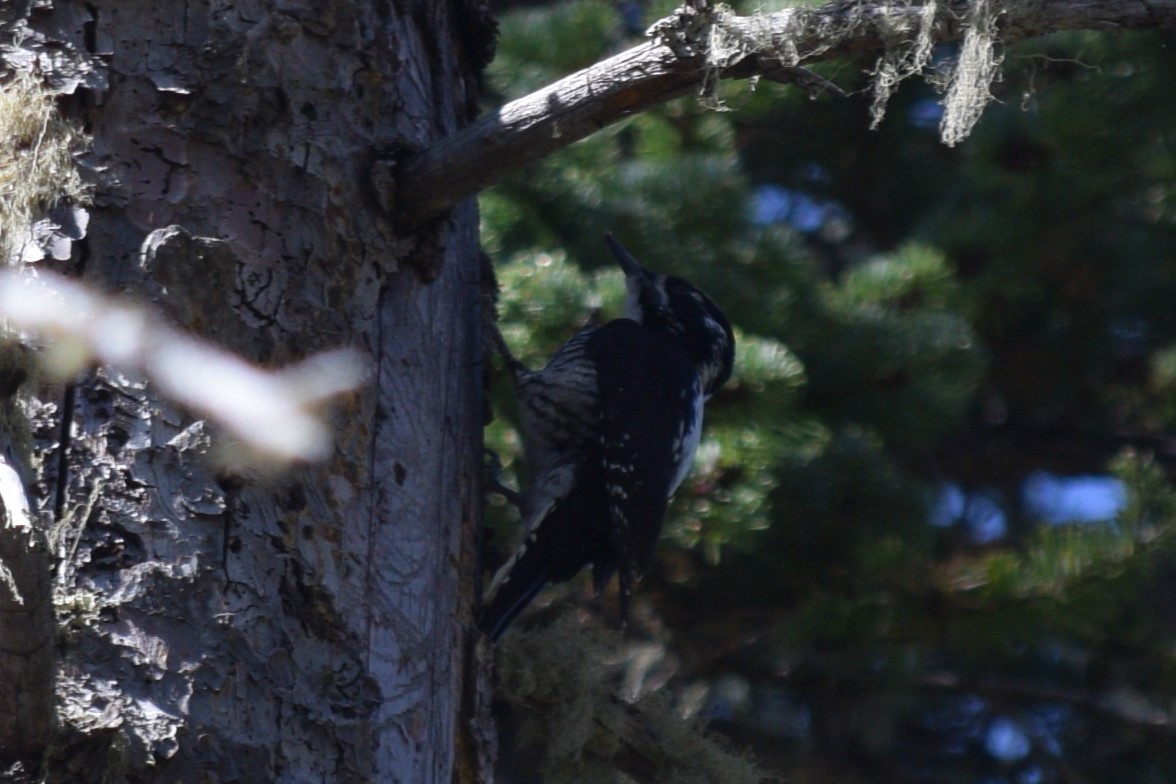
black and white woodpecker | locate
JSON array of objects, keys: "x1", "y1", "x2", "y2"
[{"x1": 479, "y1": 234, "x2": 735, "y2": 641}]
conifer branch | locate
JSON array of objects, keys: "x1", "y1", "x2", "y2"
[{"x1": 390, "y1": 0, "x2": 1176, "y2": 229}]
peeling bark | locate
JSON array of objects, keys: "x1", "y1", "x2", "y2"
[{"x1": 4, "y1": 0, "x2": 490, "y2": 780}]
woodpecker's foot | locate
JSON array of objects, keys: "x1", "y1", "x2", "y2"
[
  {"x1": 484, "y1": 448, "x2": 522, "y2": 507},
  {"x1": 486, "y1": 320, "x2": 528, "y2": 378}
]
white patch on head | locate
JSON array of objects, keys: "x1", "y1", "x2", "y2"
[{"x1": 623, "y1": 277, "x2": 643, "y2": 322}]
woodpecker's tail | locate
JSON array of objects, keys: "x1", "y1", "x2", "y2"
[{"x1": 477, "y1": 535, "x2": 551, "y2": 641}]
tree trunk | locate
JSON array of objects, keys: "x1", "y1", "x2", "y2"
[
  {"x1": 5, "y1": 0, "x2": 491, "y2": 780},
  {"x1": 0, "y1": 447, "x2": 53, "y2": 760}
]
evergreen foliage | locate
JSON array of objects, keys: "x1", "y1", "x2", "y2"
[{"x1": 483, "y1": 4, "x2": 1176, "y2": 781}]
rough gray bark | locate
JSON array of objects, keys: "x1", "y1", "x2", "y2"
[
  {"x1": 393, "y1": 0, "x2": 1176, "y2": 227},
  {"x1": 0, "y1": 447, "x2": 53, "y2": 759},
  {"x1": 4, "y1": 0, "x2": 491, "y2": 780}
]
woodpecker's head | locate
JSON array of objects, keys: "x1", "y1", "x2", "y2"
[{"x1": 606, "y1": 233, "x2": 735, "y2": 397}]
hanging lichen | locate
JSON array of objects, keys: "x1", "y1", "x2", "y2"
[
  {"x1": 496, "y1": 615, "x2": 774, "y2": 783},
  {"x1": 676, "y1": 1, "x2": 1005, "y2": 145}
]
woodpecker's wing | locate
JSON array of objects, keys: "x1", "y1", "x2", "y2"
[
  {"x1": 480, "y1": 328, "x2": 609, "y2": 641},
  {"x1": 478, "y1": 460, "x2": 609, "y2": 641},
  {"x1": 478, "y1": 540, "x2": 550, "y2": 642},
  {"x1": 478, "y1": 320, "x2": 699, "y2": 641},
  {"x1": 587, "y1": 319, "x2": 699, "y2": 619},
  {"x1": 511, "y1": 327, "x2": 600, "y2": 531}
]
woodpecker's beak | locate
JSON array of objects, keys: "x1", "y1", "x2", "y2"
[{"x1": 604, "y1": 233, "x2": 645, "y2": 280}]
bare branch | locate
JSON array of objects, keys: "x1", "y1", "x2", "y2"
[
  {"x1": 0, "y1": 270, "x2": 367, "y2": 463},
  {"x1": 391, "y1": 0, "x2": 1176, "y2": 228}
]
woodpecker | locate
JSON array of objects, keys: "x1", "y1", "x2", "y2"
[{"x1": 480, "y1": 234, "x2": 735, "y2": 641}]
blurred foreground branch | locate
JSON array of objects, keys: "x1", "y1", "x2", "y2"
[
  {"x1": 391, "y1": 0, "x2": 1176, "y2": 227},
  {"x1": 0, "y1": 270, "x2": 366, "y2": 463}
]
